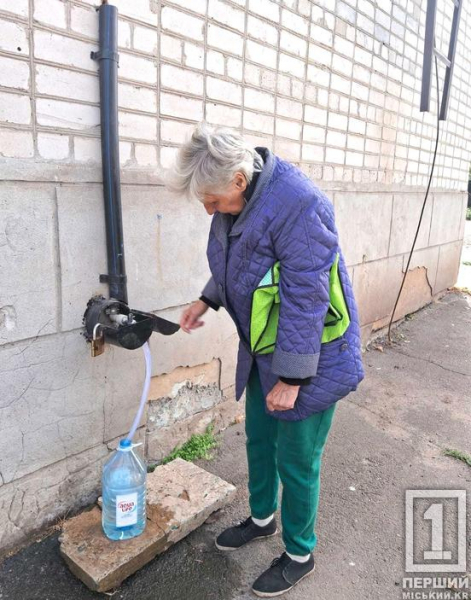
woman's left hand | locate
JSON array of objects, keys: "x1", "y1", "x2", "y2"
[{"x1": 266, "y1": 381, "x2": 300, "y2": 412}]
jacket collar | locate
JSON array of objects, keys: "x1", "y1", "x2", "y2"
[
  {"x1": 228, "y1": 146, "x2": 275, "y2": 237},
  {"x1": 213, "y1": 147, "x2": 275, "y2": 247}
]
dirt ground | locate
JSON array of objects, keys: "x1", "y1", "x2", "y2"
[{"x1": 0, "y1": 290, "x2": 470, "y2": 600}]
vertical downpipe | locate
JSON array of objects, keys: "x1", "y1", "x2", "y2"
[{"x1": 94, "y1": 2, "x2": 128, "y2": 304}]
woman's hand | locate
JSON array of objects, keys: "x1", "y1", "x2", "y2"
[
  {"x1": 266, "y1": 380, "x2": 300, "y2": 412},
  {"x1": 180, "y1": 300, "x2": 209, "y2": 334}
]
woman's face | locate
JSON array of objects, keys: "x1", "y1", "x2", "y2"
[{"x1": 202, "y1": 172, "x2": 247, "y2": 216}]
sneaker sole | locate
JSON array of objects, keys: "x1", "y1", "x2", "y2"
[
  {"x1": 251, "y1": 562, "x2": 315, "y2": 598},
  {"x1": 214, "y1": 529, "x2": 279, "y2": 552}
]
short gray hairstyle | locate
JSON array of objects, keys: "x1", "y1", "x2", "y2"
[{"x1": 164, "y1": 122, "x2": 264, "y2": 201}]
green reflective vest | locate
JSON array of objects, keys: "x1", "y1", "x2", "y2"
[{"x1": 250, "y1": 252, "x2": 351, "y2": 355}]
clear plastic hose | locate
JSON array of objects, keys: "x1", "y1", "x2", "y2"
[{"x1": 126, "y1": 341, "x2": 152, "y2": 442}]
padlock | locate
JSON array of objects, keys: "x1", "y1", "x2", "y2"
[{"x1": 91, "y1": 323, "x2": 105, "y2": 357}]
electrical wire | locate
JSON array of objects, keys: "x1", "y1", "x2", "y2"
[{"x1": 387, "y1": 49, "x2": 441, "y2": 343}]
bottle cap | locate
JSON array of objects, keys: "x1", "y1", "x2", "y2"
[{"x1": 119, "y1": 439, "x2": 132, "y2": 450}]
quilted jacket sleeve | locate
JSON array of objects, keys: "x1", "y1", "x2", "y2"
[
  {"x1": 200, "y1": 276, "x2": 222, "y2": 311},
  {"x1": 271, "y1": 196, "x2": 338, "y2": 379}
]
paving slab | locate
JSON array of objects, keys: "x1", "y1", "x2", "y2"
[{"x1": 59, "y1": 458, "x2": 236, "y2": 592}]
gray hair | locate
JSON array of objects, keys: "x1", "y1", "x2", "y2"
[{"x1": 164, "y1": 122, "x2": 264, "y2": 201}]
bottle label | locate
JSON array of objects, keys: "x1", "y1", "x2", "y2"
[{"x1": 116, "y1": 493, "x2": 138, "y2": 528}]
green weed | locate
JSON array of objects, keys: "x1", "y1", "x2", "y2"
[
  {"x1": 161, "y1": 424, "x2": 218, "y2": 465},
  {"x1": 443, "y1": 447, "x2": 471, "y2": 468}
]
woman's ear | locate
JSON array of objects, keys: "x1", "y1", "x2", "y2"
[{"x1": 234, "y1": 172, "x2": 247, "y2": 191}]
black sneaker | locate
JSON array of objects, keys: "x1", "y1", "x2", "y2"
[
  {"x1": 252, "y1": 552, "x2": 315, "y2": 597},
  {"x1": 215, "y1": 516, "x2": 277, "y2": 551}
]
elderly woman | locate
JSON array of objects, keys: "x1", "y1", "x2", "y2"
[{"x1": 167, "y1": 123, "x2": 364, "y2": 597}]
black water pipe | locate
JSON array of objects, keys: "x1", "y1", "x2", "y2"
[
  {"x1": 83, "y1": 2, "x2": 180, "y2": 354},
  {"x1": 92, "y1": 1, "x2": 127, "y2": 304}
]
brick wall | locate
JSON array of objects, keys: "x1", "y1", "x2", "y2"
[{"x1": 0, "y1": 0, "x2": 470, "y2": 553}]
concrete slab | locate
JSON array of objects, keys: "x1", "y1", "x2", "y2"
[
  {"x1": 59, "y1": 458, "x2": 236, "y2": 592},
  {"x1": 389, "y1": 192, "x2": 433, "y2": 257},
  {"x1": 434, "y1": 240, "x2": 463, "y2": 294},
  {"x1": 353, "y1": 255, "x2": 404, "y2": 325},
  {"x1": 0, "y1": 330, "x2": 106, "y2": 485},
  {"x1": 334, "y1": 191, "x2": 393, "y2": 265},
  {"x1": 429, "y1": 192, "x2": 464, "y2": 247},
  {"x1": 0, "y1": 183, "x2": 58, "y2": 345}
]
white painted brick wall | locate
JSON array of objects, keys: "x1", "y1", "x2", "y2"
[
  {"x1": 160, "y1": 34, "x2": 183, "y2": 62},
  {"x1": 206, "y1": 76, "x2": 242, "y2": 105},
  {"x1": 37, "y1": 132, "x2": 70, "y2": 160},
  {"x1": 34, "y1": 30, "x2": 97, "y2": 71},
  {"x1": 118, "y1": 52, "x2": 157, "y2": 84},
  {"x1": 282, "y1": 8, "x2": 309, "y2": 36},
  {"x1": 208, "y1": 0, "x2": 245, "y2": 33},
  {"x1": 0, "y1": 91, "x2": 31, "y2": 125},
  {"x1": 280, "y1": 30, "x2": 307, "y2": 58},
  {"x1": 160, "y1": 92, "x2": 203, "y2": 121},
  {"x1": 168, "y1": 0, "x2": 207, "y2": 15},
  {"x1": 227, "y1": 57, "x2": 243, "y2": 81},
  {"x1": 70, "y1": 4, "x2": 98, "y2": 39},
  {"x1": 184, "y1": 42, "x2": 204, "y2": 69},
  {"x1": 0, "y1": 19, "x2": 29, "y2": 54},
  {"x1": 161, "y1": 6, "x2": 204, "y2": 42},
  {"x1": 35, "y1": 65, "x2": 98, "y2": 103},
  {"x1": 0, "y1": 128, "x2": 33, "y2": 157},
  {"x1": 0, "y1": 55, "x2": 29, "y2": 91},
  {"x1": 74, "y1": 136, "x2": 101, "y2": 162},
  {"x1": 244, "y1": 110, "x2": 274, "y2": 135},
  {"x1": 135, "y1": 143, "x2": 158, "y2": 166},
  {"x1": 246, "y1": 40, "x2": 277, "y2": 69},
  {"x1": 0, "y1": 0, "x2": 459, "y2": 187},
  {"x1": 247, "y1": 16, "x2": 278, "y2": 46},
  {"x1": 36, "y1": 98, "x2": 99, "y2": 131},
  {"x1": 160, "y1": 118, "x2": 195, "y2": 144},
  {"x1": 249, "y1": 0, "x2": 280, "y2": 23},
  {"x1": 161, "y1": 64, "x2": 204, "y2": 96},
  {"x1": 119, "y1": 111, "x2": 157, "y2": 141},
  {"x1": 279, "y1": 53, "x2": 305, "y2": 79},
  {"x1": 119, "y1": 83, "x2": 157, "y2": 113},
  {"x1": 133, "y1": 25, "x2": 158, "y2": 54},
  {"x1": 207, "y1": 50, "x2": 225, "y2": 75},
  {"x1": 206, "y1": 101, "x2": 241, "y2": 127},
  {"x1": 245, "y1": 87, "x2": 275, "y2": 113},
  {"x1": 207, "y1": 23, "x2": 244, "y2": 56},
  {"x1": 34, "y1": 0, "x2": 67, "y2": 29},
  {"x1": 0, "y1": 0, "x2": 28, "y2": 17}
]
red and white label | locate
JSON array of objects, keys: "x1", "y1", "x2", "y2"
[{"x1": 116, "y1": 493, "x2": 138, "y2": 527}]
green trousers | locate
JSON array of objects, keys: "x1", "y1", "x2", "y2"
[{"x1": 245, "y1": 363, "x2": 337, "y2": 556}]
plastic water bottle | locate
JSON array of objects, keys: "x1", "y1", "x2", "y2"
[{"x1": 102, "y1": 439, "x2": 147, "y2": 540}]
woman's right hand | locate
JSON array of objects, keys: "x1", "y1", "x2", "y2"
[{"x1": 180, "y1": 300, "x2": 209, "y2": 334}]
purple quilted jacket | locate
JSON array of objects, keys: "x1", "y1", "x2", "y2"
[{"x1": 201, "y1": 147, "x2": 364, "y2": 421}]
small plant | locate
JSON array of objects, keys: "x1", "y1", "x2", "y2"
[
  {"x1": 161, "y1": 424, "x2": 218, "y2": 465},
  {"x1": 443, "y1": 447, "x2": 471, "y2": 468},
  {"x1": 466, "y1": 207, "x2": 471, "y2": 221}
]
